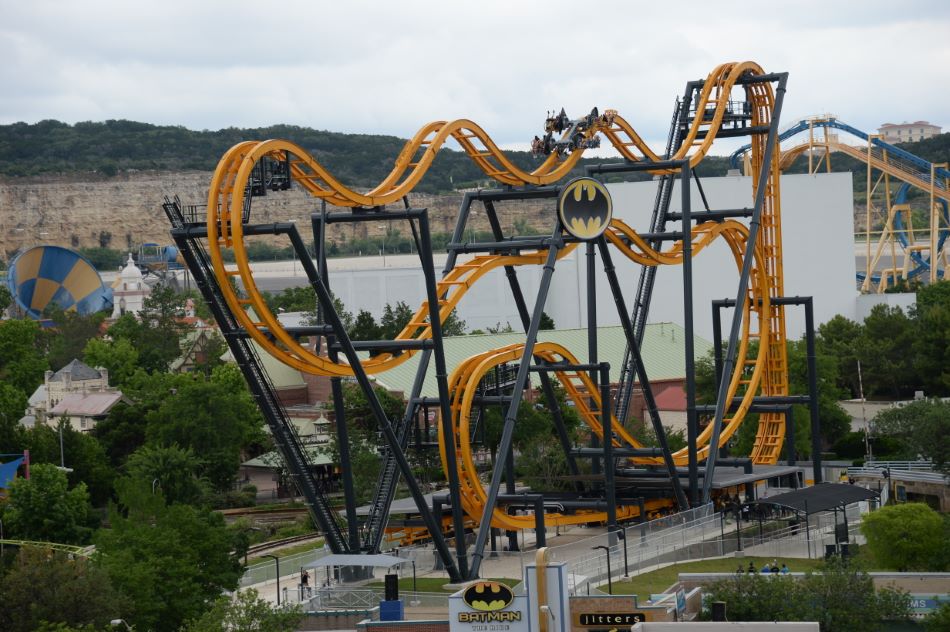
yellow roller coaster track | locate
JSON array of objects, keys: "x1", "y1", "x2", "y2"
[{"x1": 205, "y1": 61, "x2": 789, "y2": 525}]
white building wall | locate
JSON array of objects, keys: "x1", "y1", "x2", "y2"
[
  {"x1": 855, "y1": 292, "x2": 916, "y2": 321},
  {"x1": 321, "y1": 173, "x2": 856, "y2": 339}
]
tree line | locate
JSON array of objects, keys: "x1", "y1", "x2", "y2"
[
  {"x1": 0, "y1": 286, "x2": 293, "y2": 630},
  {"x1": 0, "y1": 119, "x2": 689, "y2": 189}
]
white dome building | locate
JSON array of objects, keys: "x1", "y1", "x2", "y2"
[{"x1": 111, "y1": 254, "x2": 151, "y2": 318}]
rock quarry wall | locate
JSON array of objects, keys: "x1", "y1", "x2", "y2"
[{"x1": 0, "y1": 172, "x2": 557, "y2": 262}]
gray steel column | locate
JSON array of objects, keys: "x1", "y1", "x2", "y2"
[
  {"x1": 468, "y1": 231, "x2": 563, "y2": 580},
  {"x1": 804, "y1": 297, "x2": 822, "y2": 483},
  {"x1": 600, "y1": 364, "x2": 617, "y2": 529},
  {"x1": 596, "y1": 238, "x2": 689, "y2": 510},
  {"x1": 711, "y1": 301, "x2": 725, "y2": 407},
  {"x1": 418, "y1": 210, "x2": 469, "y2": 577},
  {"x1": 587, "y1": 242, "x2": 601, "y2": 477},
  {"x1": 482, "y1": 200, "x2": 581, "y2": 481},
  {"x1": 288, "y1": 225, "x2": 463, "y2": 582},
  {"x1": 313, "y1": 207, "x2": 359, "y2": 549},
  {"x1": 681, "y1": 163, "x2": 698, "y2": 506}
]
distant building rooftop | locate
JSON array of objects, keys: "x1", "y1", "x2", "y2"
[
  {"x1": 49, "y1": 392, "x2": 123, "y2": 417},
  {"x1": 371, "y1": 323, "x2": 711, "y2": 398},
  {"x1": 49, "y1": 359, "x2": 102, "y2": 382}
]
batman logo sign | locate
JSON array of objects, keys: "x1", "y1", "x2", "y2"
[
  {"x1": 462, "y1": 581, "x2": 514, "y2": 611},
  {"x1": 558, "y1": 177, "x2": 612, "y2": 240}
]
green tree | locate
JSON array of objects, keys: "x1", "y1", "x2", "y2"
[
  {"x1": 925, "y1": 602, "x2": 950, "y2": 632},
  {"x1": 702, "y1": 558, "x2": 910, "y2": 631},
  {"x1": 797, "y1": 558, "x2": 910, "y2": 631},
  {"x1": 786, "y1": 337, "x2": 851, "y2": 448},
  {"x1": 83, "y1": 337, "x2": 140, "y2": 388},
  {"x1": 380, "y1": 301, "x2": 415, "y2": 339},
  {"x1": 144, "y1": 372, "x2": 264, "y2": 491},
  {"x1": 911, "y1": 281, "x2": 950, "y2": 396},
  {"x1": 694, "y1": 336, "x2": 849, "y2": 458},
  {"x1": 182, "y1": 588, "x2": 302, "y2": 632},
  {"x1": 93, "y1": 400, "x2": 150, "y2": 467},
  {"x1": 342, "y1": 381, "x2": 405, "y2": 435},
  {"x1": 861, "y1": 503, "x2": 948, "y2": 571},
  {"x1": 94, "y1": 478, "x2": 243, "y2": 632},
  {"x1": 0, "y1": 318, "x2": 49, "y2": 394},
  {"x1": 857, "y1": 305, "x2": 917, "y2": 398},
  {"x1": 0, "y1": 381, "x2": 27, "y2": 453},
  {"x1": 481, "y1": 391, "x2": 578, "y2": 464},
  {"x1": 108, "y1": 285, "x2": 185, "y2": 372},
  {"x1": 191, "y1": 333, "x2": 228, "y2": 377},
  {"x1": 319, "y1": 383, "x2": 408, "y2": 503},
  {"x1": 93, "y1": 370, "x2": 193, "y2": 467},
  {"x1": 4, "y1": 463, "x2": 92, "y2": 544},
  {"x1": 539, "y1": 311, "x2": 555, "y2": 330},
  {"x1": 18, "y1": 422, "x2": 115, "y2": 507},
  {"x1": 442, "y1": 309, "x2": 467, "y2": 336},
  {"x1": 349, "y1": 309, "x2": 382, "y2": 342},
  {"x1": 263, "y1": 285, "x2": 319, "y2": 313},
  {"x1": 0, "y1": 548, "x2": 128, "y2": 632},
  {"x1": 632, "y1": 422, "x2": 687, "y2": 453},
  {"x1": 872, "y1": 399, "x2": 950, "y2": 474},
  {"x1": 0, "y1": 283, "x2": 12, "y2": 312},
  {"x1": 43, "y1": 309, "x2": 106, "y2": 372},
  {"x1": 817, "y1": 314, "x2": 864, "y2": 397},
  {"x1": 125, "y1": 443, "x2": 207, "y2": 506}
]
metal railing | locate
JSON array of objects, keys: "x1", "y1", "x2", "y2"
[
  {"x1": 848, "y1": 467, "x2": 947, "y2": 484},
  {"x1": 240, "y1": 548, "x2": 328, "y2": 587},
  {"x1": 560, "y1": 501, "x2": 870, "y2": 593},
  {"x1": 297, "y1": 587, "x2": 449, "y2": 609},
  {"x1": 864, "y1": 459, "x2": 936, "y2": 471}
]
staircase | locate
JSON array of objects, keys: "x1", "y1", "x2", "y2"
[
  {"x1": 614, "y1": 96, "x2": 689, "y2": 422},
  {"x1": 360, "y1": 376, "x2": 425, "y2": 552},
  {"x1": 163, "y1": 197, "x2": 349, "y2": 553}
]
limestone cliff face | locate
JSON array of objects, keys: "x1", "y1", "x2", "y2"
[{"x1": 0, "y1": 172, "x2": 556, "y2": 261}]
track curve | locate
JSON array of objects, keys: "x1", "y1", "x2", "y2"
[{"x1": 204, "y1": 61, "x2": 789, "y2": 529}]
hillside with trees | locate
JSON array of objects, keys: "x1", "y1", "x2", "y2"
[{"x1": 0, "y1": 119, "x2": 736, "y2": 187}]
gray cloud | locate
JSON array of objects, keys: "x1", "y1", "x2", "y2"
[{"x1": 1, "y1": 0, "x2": 948, "y2": 152}]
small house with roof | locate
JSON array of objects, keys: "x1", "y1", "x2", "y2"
[{"x1": 20, "y1": 358, "x2": 125, "y2": 433}]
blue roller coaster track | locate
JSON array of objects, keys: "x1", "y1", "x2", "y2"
[{"x1": 731, "y1": 117, "x2": 949, "y2": 284}]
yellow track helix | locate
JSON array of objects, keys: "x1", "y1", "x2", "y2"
[
  {"x1": 205, "y1": 61, "x2": 789, "y2": 504},
  {"x1": 437, "y1": 221, "x2": 772, "y2": 530}
]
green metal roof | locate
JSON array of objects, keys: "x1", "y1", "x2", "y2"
[
  {"x1": 371, "y1": 323, "x2": 711, "y2": 398},
  {"x1": 242, "y1": 446, "x2": 335, "y2": 469}
]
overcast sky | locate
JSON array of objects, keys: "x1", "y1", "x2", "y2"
[{"x1": 2, "y1": 0, "x2": 948, "y2": 154}]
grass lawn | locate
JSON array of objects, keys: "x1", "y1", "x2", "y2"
[
  {"x1": 607, "y1": 556, "x2": 828, "y2": 601},
  {"x1": 367, "y1": 577, "x2": 520, "y2": 594}
]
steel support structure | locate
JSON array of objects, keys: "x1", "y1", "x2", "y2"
[
  {"x1": 467, "y1": 224, "x2": 564, "y2": 579},
  {"x1": 701, "y1": 73, "x2": 788, "y2": 503}
]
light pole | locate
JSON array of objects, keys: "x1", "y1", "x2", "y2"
[
  {"x1": 263, "y1": 554, "x2": 281, "y2": 604},
  {"x1": 56, "y1": 420, "x2": 72, "y2": 473},
  {"x1": 377, "y1": 224, "x2": 387, "y2": 267},
  {"x1": 110, "y1": 620, "x2": 133, "y2": 630},
  {"x1": 592, "y1": 545, "x2": 612, "y2": 594}
]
